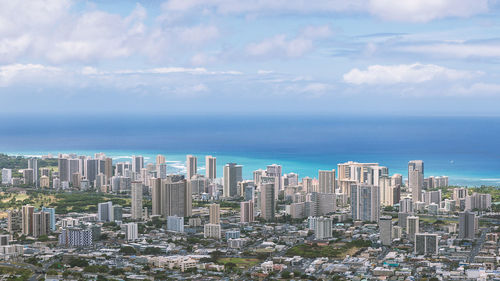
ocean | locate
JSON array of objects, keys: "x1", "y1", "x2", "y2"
[{"x1": 0, "y1": 114, "x2": 499, "y2": 186}]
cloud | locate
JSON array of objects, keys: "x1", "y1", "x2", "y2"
[
  {"x1": 454, "y1": 83, "x2": 500, "y2": 96},
  {"x1": 0, "y1": 63, "x2": 60, "y2": 86},
  {"x1": 161, "y1": 0, "x2": 490, "y2": 22},
  {"x1": 368, "y1": 0, "x2": 489, "y2": 22},
  {"x1": 246, "y1": 25, "x2": 331, "y2": 58},
  {"x1": 343, "y1": 63, "x2": 478, "y2": 85},
  {"x1": 398, "y1": 41, "x2": 500, "y2": 59}
]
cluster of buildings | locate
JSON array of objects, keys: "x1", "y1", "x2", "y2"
[{"x1": 0, "y1": 153, "x2": 497, "y2": 279}]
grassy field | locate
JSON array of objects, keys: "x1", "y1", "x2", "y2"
[
  {"x1": 218, "y1": 258, "x2": 260, "y2": 269},
  {"x1": 286, "y1": 240, "x2": 372, "y2": 259}
]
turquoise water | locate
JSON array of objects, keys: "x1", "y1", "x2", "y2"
[{"x1": 1, "y1": 114, "x2": 499, "y2": 186}]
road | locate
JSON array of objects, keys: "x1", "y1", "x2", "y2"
[{"x1": 468, "y1": 227, "x2": 489, "y2": 263}]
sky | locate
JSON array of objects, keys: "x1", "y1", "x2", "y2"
[{"x1": 1, "y1": 0, "x2": 500, "y2": 115}]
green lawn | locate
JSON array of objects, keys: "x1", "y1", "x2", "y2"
[
  {"x1": 218, "y1": 258, "x2": 260, "y2": 269},
  {"x1": 286, "y1": 240, "x2": 372, "y2": 259}
]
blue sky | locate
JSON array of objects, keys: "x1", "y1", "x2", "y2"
[{"x1": 1, "y1": 0, "x2": 500, "y2": 115}]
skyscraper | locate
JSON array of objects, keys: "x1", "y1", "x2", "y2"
[
  {"x1": 223, "y1": 163, "x2": 242, "y2": 197},
  {"x1": 151, "y1": 178, "x2": 162, "y2": 216},
  {"x1": 459, "y1": 211, "x2": 477, "y2": 239},
  {"x1": 159, "y1": 179, "x2": 192, "y2": 217},
  {"x1": 156, "y1": 154, "x2": 166, "y2": 165},
  {"x1": 379, "y1": 216, "x2": 393, "y2": 246},
  {"x1": 186, "y1": 155, "x2": 197, "y2": 180},
  {"x1": 240, "y1": 200, "x2": 254, "y2": 223},
  {"x1": 406, "y1": 216, "x2": 419, "y2": 241},
  {"x1": 312, "y1": 217, "x2": 333, "y2": 240},
  {"x1": 408, "y1": 160, "x2": 424, "y2": 202},
  {"x1": 205, "y1": 155, "x2": 216, "y2": 179},
  {"x1": 350, "y1": 183, "x2": 380, "y2": 222},
  {"x1": 1, "y1": 168, "x2": 12, "y2": 185},
  {"x1": 266, "y1": 164, "x2": 282, "y2": 195},
  {"x1": 132, "y1": 155, "x2": 144, "y2": 174},
  {"x1": 58, "y1": 158, "x2": 70, "y2": 183},
  {"x1": 22, "y1": 205, "x2": 35, "y2": 236},
  {"x1": 27, "y1": 158, "x2": 38, "y2": 187},
  {"x1": 131, "y1": 181, "x2": 143, "y2": 220},
  {"x1": 318, "y1": 170, "x2": 336, "y2": 194},
  {"x1": 104, "y1": 157, "x2": 113, "y2": 182},
  {"x1": 209, "y1": 203, "x2": 220, "y2": 224},
  {"x1": 32, "y1": 211, "x2": 51, "y2": 237},
  {"x1": 260, "y1": 183, "x2": 275, "y2": 221}
]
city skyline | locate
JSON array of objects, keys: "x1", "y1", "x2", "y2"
[{"x1": 1, "y1": 1, "x2": 500, "y2": 115}]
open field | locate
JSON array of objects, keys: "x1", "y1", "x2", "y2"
[{"x1": 217, "y1": 258, "x2": 260, "y2": 269}]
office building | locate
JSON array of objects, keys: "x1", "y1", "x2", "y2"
[
  {"x1": 351, "y1": 183, "x2": 380, "y2": 222},
  {"x1": 131, "y1": 181, "x2": 143, "y2": 220},
  {"x1": 240, "y1": 200, "x2": 254, "y2": 223},
  {"x1": 167, "y1": 216, "x2": 184, "y2": 233},
  {"x1": 205, "y1": 155, "x2": 216, "y2": 179},
  {"x1": 318, "y1": 170, "x2": 336, "y2": 194},
  {"x1": 379, "y1": 216, "x2": 393, "y2": 246},
  {"x1": 408, "y1": 160, "x2": 424, "y2": 202},
  {"x1": 223, "y1": 163, "x2": 242, "y2": 197},
  {"x1": 459, "y1": 211, "x2": 477, "y2": 239},
  {"x1": 415, "y1": 233, "x2": 439, "y2": 255},
  {"x1": 209, "y1": 203, "x2": 220, "y2": 224},
  {"x1": 186, "y1": 155, "x2": 197, "y2": 180},
  {"x1": 260, "y1": 183, "x2": 275, "y2": 221}
]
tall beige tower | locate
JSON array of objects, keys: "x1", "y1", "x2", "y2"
[
  {"x1": 131, "y1": 181, "x2": 143, "y2": 220},
  {"x1": 186, "y1": 155, "x2": 197, "y2": 180},
  {"x1": 408, "y1": 160, "x2": 424, "y2": 202},
  {"x1": 205, "y1": 156, "x2": 216, "y2": 179},
  {"x1": 209, "y1": 203, "x2": 220, "y2": 224},
  {"x1": 318, "y1": 169, "x2": 336, "y2": 193}
]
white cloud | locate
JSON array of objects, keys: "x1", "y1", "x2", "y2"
[
  {"x1": 368, "y1": 0, "x2": 489, "y2": 22},
  {"x1": 246, "y1": 25, "x2": 331, "y2": 58},
  {"x1": 398, "y1": 42, "x2": 500, "y2": 59},
  {"x1": 161, "y1": 0, "x2": 490, "y2": 22},
  {"x1": 343, "y1": 63, "x2": 478, "y2": 85},
  {"x1": 455, "y1": 83, "x2": 500, "y2": 96},
  {"x1": 0, "y1": 64, "x2": 60, "y2": 86}
]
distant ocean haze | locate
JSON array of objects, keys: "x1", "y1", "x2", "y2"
[{"x1": 0, "y1": 114, "x2": 499, "y2": 186}]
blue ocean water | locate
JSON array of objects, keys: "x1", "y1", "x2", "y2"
[{"x1": 0, "y1": 114, "x2": 499, "y2": 186}]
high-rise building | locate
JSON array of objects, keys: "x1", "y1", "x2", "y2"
[
  {"x1": 399, "y1": 198, "x2": 414, "y2": 214},
  {"x1": 205, "y1": 155, "x2": 216, "y2": 179},
  {"x1": 408, "y1": 160, "x2": 424, "y2": 202},
  {"x1": 266, "y1": 164, "x2": 282, "y2": 195},
  {"x1": 318, "y1": 170, "x2": 336, "y2": 194},
  {"x1": 452, "y1": 188, "x2": 468, "y2": 201},
  {"x1": 7, "y1": 210, "x2": 22, "y2": 234},
  {"x1": 159, "y1": 179, "x2": 192, "y2": 217},
  {"x1": 415, "y1": 233, "x2": 439, "y2": 255},
  {"x1": 302, "y1": 177, "x2": 313, "y2": 193},
  {"x1": 423, "y1": 190, "x2": 441, "y2": 205},
  {"x1": 131, "y1": 181, "x2": 143, "y2": 220},
  {"x1": 465, "y1": 193, "x2": 492, "y2": 211},
  {"x1": 156, "y1": 154, "x2": 166, "y2": 165},
  {"x1": 27, "y1": 158, "x2": 38, "y2": 187},
  {"x1": 337, "y1": 161, "x2": 386, "y2": 196},
  {"x1": 204, "y1": 223, "x2": 221, "y2": 239},
  {"x1": 113, "y1": 205, "x2": 123, "y2": 221},
  {"x1": 379, "y1": 216, "x2": 393, "y2": 246},
  {"x1": 151, "y1": 178, "x2": 162, "y2": 216},
  {"x1": 41, "y1": 207, "x2": 56, "y2": 231},
  {"x1": 132, "y1": 156, "x2": 144, "y2": 174},
  {"x1": 186, "y1": 155, "x2": 197, "y2": 180},
  {"x1": 58, "y1": 158, "x2": 70, "y2": 182},
  {"x1": 22, "y1": 169, "x2": 34, "y2": 185},
  {"x1": 104, "y1": 158, "x2": 113, "y2": 182},
  {"x1": 391, "y1": 174, "x2": 403, "y2": 187},
  {"x1": 59, "y1": 228, "x2": 93, "y2": 247},
  {"x1": 350, "y1": 183, "x2": 380, "y2": 222},
  {"x1": 223, "y1": 163, "x2": 242, "y2": 197},
  {"x1": 459, "y1": 211, "x2": 477, "y2": 240},
  {"x1": 98, "y1": 202, "x2": 113, "y2": 222},
  {"x1": 209, "y1": 203, "x2": 220, "y2": 224},
  {"x1": 1, "y1": 168, "x2": 12, "y2": 185},
  {"x1": 40, "y1": 176, "x2": 50, "y2": 188},
  {"x1": 244, "y1": 185, "x2": 255, "y2": 201},
  {"x1": 406, "y1": 216, "x2": 419, "y2": 241},
  {"x1": 167, "y1": 216, "x2": 184, "y2": 232},
  {"x1": 22, "y1": 205, "x2": 35, "y2": 236},
  {"x1": 260, "y1": 183, "x2": 275, "y2": 221},
  {"x1": 32, "y1": 211, "x2": 51, "y2": 237},
  {"x1": 240, "y1": 200, "x2": 254, "y2": 223},
  {"x1": 84, "y1": 159, "x2": 99, "y2": 184},
  {"x1": 312, "y1": 217, "x2": 333, "y2": 240},
  {"x1": 123, "y1": 223, "x2": 138, "y2": 241}
]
